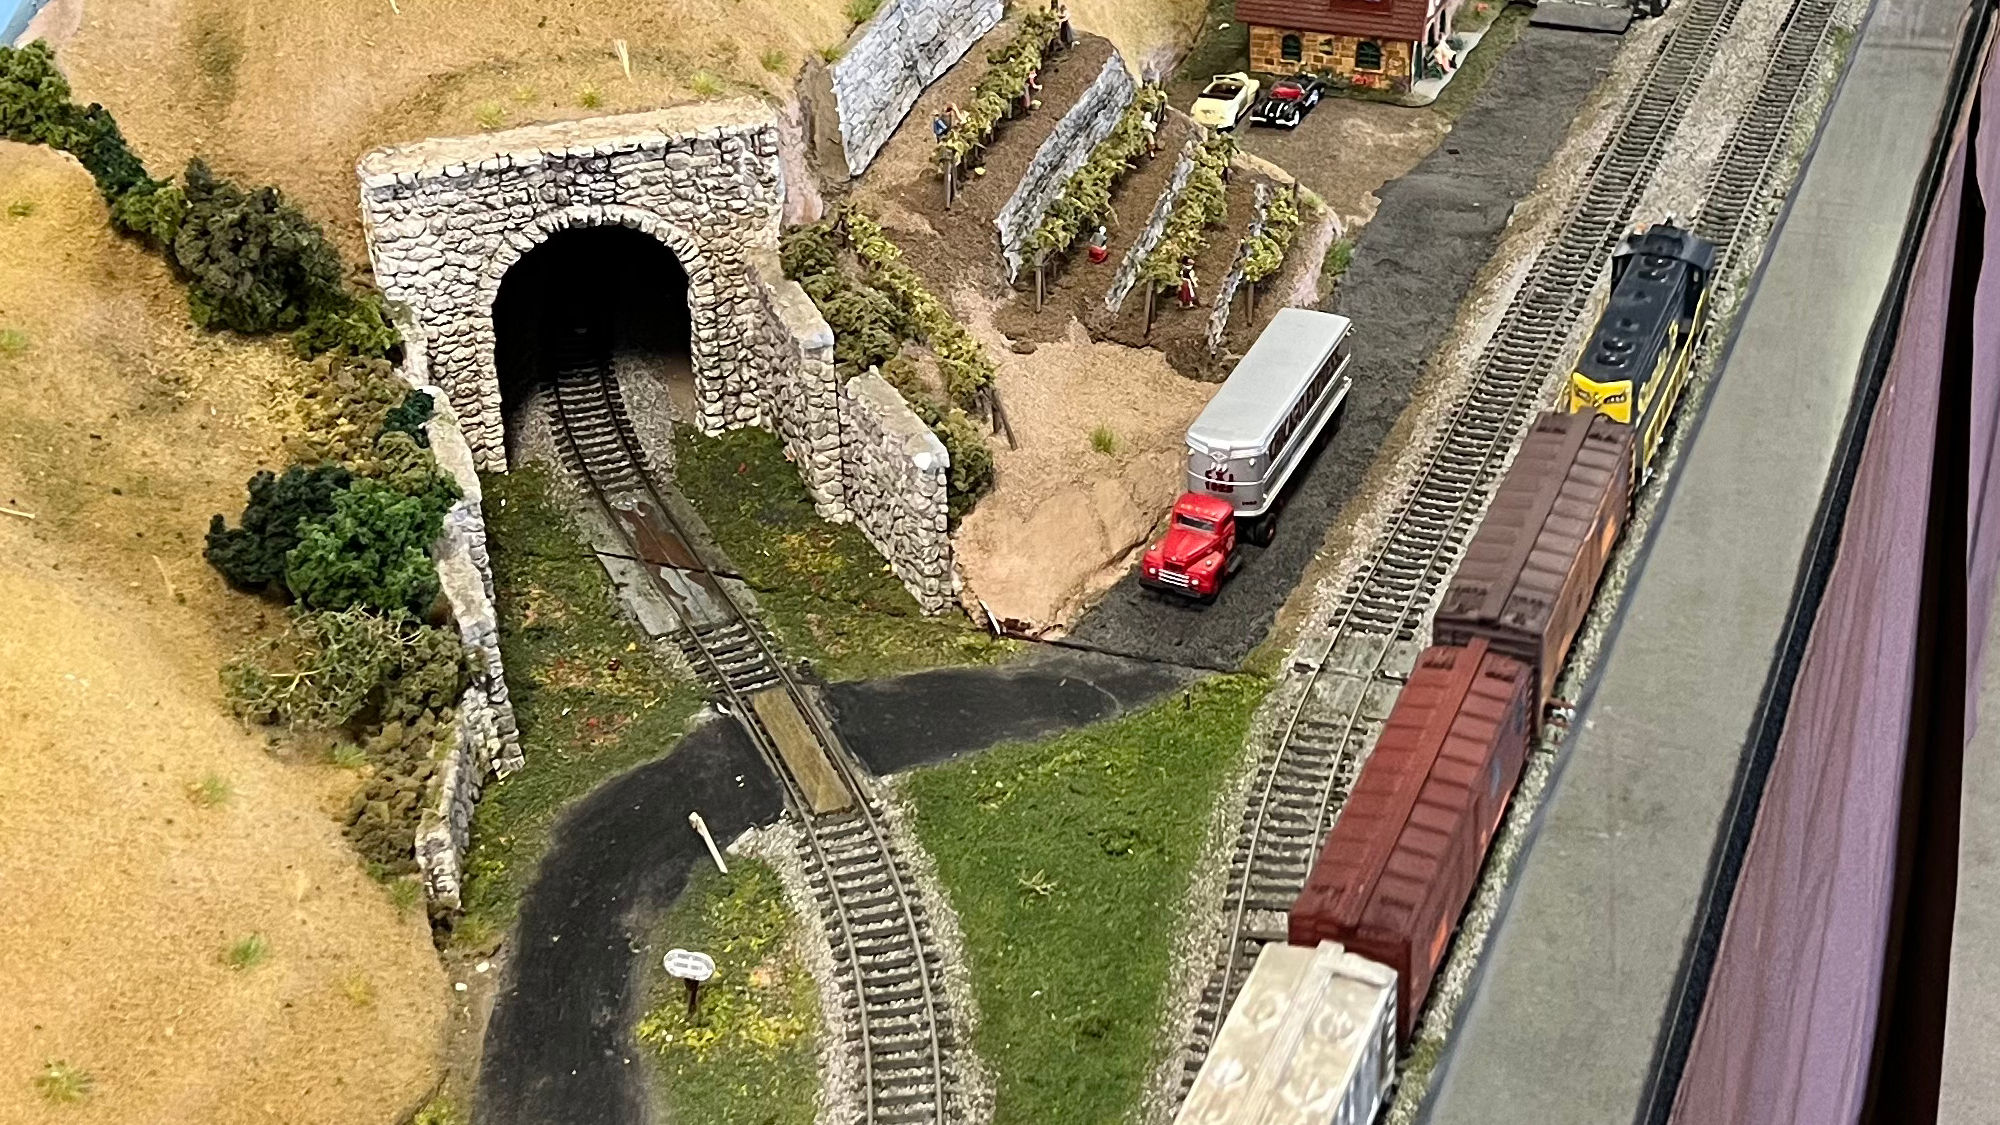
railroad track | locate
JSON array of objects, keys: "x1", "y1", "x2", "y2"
[
  {"x1": 1176, "y1": 0, "x2": 1838, "y2": 1091},
  {"x1": 545, "y1": 325, "x2": 959, "y2": 1125}
]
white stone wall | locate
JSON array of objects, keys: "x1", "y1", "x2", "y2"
[
  {"x1": 356, "y1": 103, "x2": 788, "y2": 470},
  {"x1": 826, "y1": 0, "x2": 1005, "y2": 178},
  {"x1": 1208, "y1": 180, "x2": 1275, "y2": 353},
  {"x1": 995, "y1": 50, "x2": 1137, "y2": 283},
  {"x1": 748, "y1": 253, "x2": 845, "y2": 517},
  {"x1": 1105, "y1": 132, "x2": 1199, "y2": 312},
  {"x1": 407, "y1": 377, "x2": 523, "y2": 911},
  {"x1": 839, "y1": 374, "x2": 956, "y2": 612}
]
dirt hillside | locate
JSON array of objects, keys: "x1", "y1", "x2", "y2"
[
  {"x1": 35, "y1": 0, "x2": 851, "y2": 259},
  {"x1": 0, "y1": 141, "x2": 447, "y2": 1125}
]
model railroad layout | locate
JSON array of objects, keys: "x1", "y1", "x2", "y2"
[
  {"x1": 542, "y1": 313, "x2": 962, "y2": 1125},
  {"x1": 1170, "y1": 0, "x2": 1843, "y2": 1111}
]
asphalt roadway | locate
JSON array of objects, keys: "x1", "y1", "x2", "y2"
[
  {"x1": 1068, "y1": 25, "x2": 1624, "y2": 670},
  {"x1": 827, "y1": 647, "x2": 1203, "y2": 773},
  {"x1": 1418, "y1": 0, "x2": 1971, "y2": 1118},
  {"x1": 476, "y1": 714, "x2": 776, "y2": 1125}
]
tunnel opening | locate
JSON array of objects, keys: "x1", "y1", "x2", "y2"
[{"x1": 493, "y1": 224, "x2": 694, "y2": 462}]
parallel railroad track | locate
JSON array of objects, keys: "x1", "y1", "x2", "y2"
[
  {"x1": 545, "y1": 329, "x2": 959, "y2": 1125},
  {"x1": 1176, "y1": 0, "x2": 1840, "y2": 1093}
]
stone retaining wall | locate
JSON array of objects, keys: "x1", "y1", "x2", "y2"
[
  {"x1": 1105, "y1": 133, "x2": 1199, "y2": 312},
  {"x1": 1207, "y1": 181, "x2": 1276, "y2": 353},
  {"x1": 403, "y1": 362, "x2": 523, "y2": 912},
  {"x1": 357, "y1": 103, "x2": 787, "y2": 470},
  {"x1": 995, "y1": 50, "x2": 1136, "y2": 283},
  {"x1": 811, "y1": 0, "x2": 1004, "y2": 179},
  {"x1": 839, "y1": 374, "x2": 955, "y2": 612},
  {"x1": 747, "y1": 252, "x2": 844, "y2": 518}
]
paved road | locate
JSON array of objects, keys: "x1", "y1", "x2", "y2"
[
  {"x1": 827, "y1": 647, "x2": 1203, "y2": 773},
  {"x1": 1420, "y1": 0, "x2": 1970, "y2": 1118},
  {"x1": 476, "y1": 715, "x2": 776, "y2": 1125},
  {"x1": 1068, "y1": 27, "x2": 1623, "y2": 669}
]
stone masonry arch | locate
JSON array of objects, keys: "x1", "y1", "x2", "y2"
[
  {"x1": 476, "y1": 202, "x2": 714, "y2": 415},
  {"x1": 356, "y1": 103, "x2": 787, "y2": 468}
]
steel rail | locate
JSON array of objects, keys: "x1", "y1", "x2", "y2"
[
  {"x1": 543, "y1": 334, "x2": 953, "y2": 1125},
  {"x1": 1177, "y1": 0, "x2": 1774, "y2": 1090}
]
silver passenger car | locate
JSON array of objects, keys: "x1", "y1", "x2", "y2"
[
  {"x1": 1174, "y1": 941, "x2": 1397, "y2": 1125},
  {"x1": 1184, "y1": 308, "x2": 1354, "y2": 523}
]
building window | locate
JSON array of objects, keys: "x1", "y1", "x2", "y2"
[
  {"x1": 1355, "y1": 40, "x2": 1384, "y2": 71},
  {"x1": 1281, "y1": 34, "x2": 1304, "y2": 62}
]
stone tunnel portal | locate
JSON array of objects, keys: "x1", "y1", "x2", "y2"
[{"x1": 493, "y1": 224, "x2": 694, "y2": 457}]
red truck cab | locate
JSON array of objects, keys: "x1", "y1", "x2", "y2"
[{"x1": 1140, "y1": 493, "x2": 1240, "y2": 599}]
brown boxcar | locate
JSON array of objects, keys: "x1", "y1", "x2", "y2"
[
  {"x1": 1287, "y1": 638, "x2": 1534, "y2": 1044},
  {"x1": 1433, "y1": 409, "x2": 1634, "y2": 709}
]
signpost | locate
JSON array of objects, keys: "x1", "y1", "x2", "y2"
[
  {"x1": 664, "y1": 948, "x2": 716, "y2": 1020},
  {"x1": 688, "y1": 811, "x2": 728, "y2": 874}
]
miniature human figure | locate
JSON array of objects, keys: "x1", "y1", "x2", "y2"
[
  {"x1": 1023, "y1": 68, "x2": 1042, "y2": 111},
  {"x1": 932, "y1": 110, "x2": 951, "y2": 141},
  {"x1": 1052, "y1": 0, "x2": 1074, "y2": 48},
  {"x1": 1140, "y1": 107, "x2": 1161, "y2": 156},
  {"x1": 1177, "y1": 258, "x2": 1199, "y2": 308},
  {"x1": 1087, "y1": 224, "x2": 1110, "y2": 263}
]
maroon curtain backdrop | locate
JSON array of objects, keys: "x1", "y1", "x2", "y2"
[{"x1": 1666, "y1": 32, "x2": 1996, "y2": 1125}]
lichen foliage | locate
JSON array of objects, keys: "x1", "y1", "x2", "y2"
[
  {"x1": 1139, "y1": 133, "x2": 1237, "y2": 290},
  {"x1": 1027, "y1": 85, "x2": 1170, "y2": 258}
]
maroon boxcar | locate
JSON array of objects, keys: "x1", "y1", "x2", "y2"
[
  {"x1": 1433, "y1": 410, "x2": 1634, "y2": 709},
  {"x1": 1287, "y1": 638, "x2": 1535, "y2": 1044}
]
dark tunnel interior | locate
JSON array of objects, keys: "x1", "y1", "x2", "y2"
[{"x1": 493, "y1": 224, "x2": 692, "y2": 419}]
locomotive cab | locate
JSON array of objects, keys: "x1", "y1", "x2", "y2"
[{"x1": 1566, "y1": 217, "x2": 1718, "y2": 480}]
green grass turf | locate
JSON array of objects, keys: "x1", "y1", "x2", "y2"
[
  {"x1": 672, "y1": 426, "x2": 1017, "y2": 681},
  {"x1": 638, "y1": 858, "x2": 822, "y2": 1125},
  {"x1": 900, "y1": 674, "x2": 1271, "y2": 1124},
  {"x1": 450, "y1": 463, "x2": 707, "y2": 952}
]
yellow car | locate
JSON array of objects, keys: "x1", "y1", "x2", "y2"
[{"x1": 1191, "y1": 73, "x2": 1261, "y2": 132}]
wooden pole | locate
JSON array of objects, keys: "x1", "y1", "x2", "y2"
[
  {"x1": 1035, "y1": 252, "x2": 1046, "y2": 310},
  {"x1": 991, "y1": 387, "x2": 1019, "y2": 451},
  {"x1": 1144, "y1": 284, "x2": 1156, "y2": 336},
  {"x1": 945, "y1": 155, "x2": 956, "y2": 209}
]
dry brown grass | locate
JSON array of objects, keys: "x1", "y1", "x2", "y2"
[
  {"x1": 42, "y1": 0, "x2": 851, "y2": 260},
  {"x1": 1069, "y1": 0, "x2": 1208, "y2": 75},
  {"x1": 0, "y1": 141, "x2": 447, "y2": 1125}
]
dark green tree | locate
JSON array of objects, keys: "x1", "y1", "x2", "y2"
[
  {"x1": 204, "y1": 463, "x2": 354, "y2": 590},
  {"x1": 172, "y1": 158, "x2": 346, "y2": 335},
  {"x1": 282, "y1": 479, "x2": 454, "y2": 615}
]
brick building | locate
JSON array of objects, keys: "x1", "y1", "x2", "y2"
[{"x1": 1239, "y1": 0, "x2": 1462, "y2": 92}]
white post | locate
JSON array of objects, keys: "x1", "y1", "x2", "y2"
[{"x1": 688, "y1": 811, "x2": 728, "y2": 874}]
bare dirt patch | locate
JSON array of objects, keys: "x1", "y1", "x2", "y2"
[
  {"x1": 46, "y1": 0, "x2": 851, "y2": 260},
  {"x1": 950, "y1": 292, "x2": 1215, "y2": 631},
  {"x1": 0, "y1": 142, "x2": 447, "y2": 1125}
]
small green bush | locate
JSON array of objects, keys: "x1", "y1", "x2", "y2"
[
  {"x1": 292, "y1": 288, "x2": 399, "y2": 360},
  {"x1": 173, "y1": 158, "x2": 347, "y2": 336},
  {"x1": 578, "y1": 84, "x2": 603, "y2": 109},
  {"x1": 760, "y1": 48, "x2": 790, "y2": 74},
  {"x1": 6, "y1": 199, "x2": 34, "y2": 217},
  {"x1": 283, "y1": 478, "x2": 457, "y2": 615},
  {"x1": 204, "y1": 463, "x2": 355, "y2": 591},
  {"x1": 690, "y1": 71, "x2": 726, "y2": 98},
  {"x1": 844, "y1": 0, "x2": 883, "y2": 23},
  {"x1": 223, "y1": 606, "x2": 468, "y2": 730},
  {"x1": 1090, "y1": 425, "x2": 1117, "y2": 455},
  {"x1": 0, "y1": 327, "x2": 26, "y2": 354},
  {"x1": 381, "y1": 387, "x2": 436, "y2": 447},
  {"x1": 108, "y1": 179, "x2": 187, "y2": 248},
  {"x1": 934, "y1": 408, "x2": 995, "y2": 523},
  {"x1": 0, "y1": 42, "x2": 74, "y2": 147}
]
